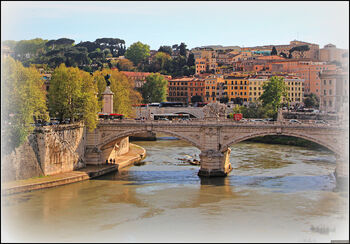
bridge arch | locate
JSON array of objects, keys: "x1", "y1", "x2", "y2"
[
  {"x1": 99, "y1": 128, "x2": 203, "y2": 151},
  {"x1": 221, "y1": 131, "x2": 341, "y2": 156}
]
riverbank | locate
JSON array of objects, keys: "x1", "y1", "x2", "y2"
[{"x1": 1, "y1": 143, "x2": 146, "y2": 195}]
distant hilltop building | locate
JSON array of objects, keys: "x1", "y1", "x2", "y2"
[
  {"x1": 319, "y1": 43, "x2": 348, "y2": 65},
  {"x1": 245, "y1": 40, "x2": 320, "y2": 60}
]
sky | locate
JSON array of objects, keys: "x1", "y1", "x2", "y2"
[{"x1": 1, "y1": 1, "x2": 349, "y2": 50}]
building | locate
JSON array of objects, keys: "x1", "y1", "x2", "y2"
[
  {"x1": 267, "y1": 60, "x2": 337, "y2": 97},
  {"x1": 120, "y1": 71, "x2": 153, "y2": 88},
  {"x1": 120, "y1": 71, "x2": 171, "y2": 88},
  {"x1": 224, "y1": 74, "x2": 250, "y2": 103},
  {"x1": 168, "y1": 77, "x2": 206, "y2": 104},
  {"x1": 319, "y1": 69, "x2": 348, "y2": 112},
  {"x1": 248, "y1": 74, "x2": 304, "y2": 106},
  {"x1": 204, "y1": 75, "x2": 225, "y2": 103},
  {"x1": 245, "y1": 40, "x2": 320, "y2": 61},
  {"x1": 319, "y1": 44, "x2": 348, "y2": 65}
]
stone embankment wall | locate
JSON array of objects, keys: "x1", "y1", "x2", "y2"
[{"x1": 2, "y1": 123, "x2": 86, "y2": 182}]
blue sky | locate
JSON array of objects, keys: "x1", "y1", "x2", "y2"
[{"x1": 1, "y1": 1, "x2": 349, "y2": 50}]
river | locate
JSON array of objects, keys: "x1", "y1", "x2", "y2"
[{"x1": 2, "y1": 136, "x2": 348, "y2": 242}]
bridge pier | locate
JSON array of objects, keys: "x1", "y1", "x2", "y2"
[
  {"x1": 198, "y1": 148, "x2": 232, "y2": 177},
  {"x1": 335, "y1": 155, "x2": 349, "y2": 190}
]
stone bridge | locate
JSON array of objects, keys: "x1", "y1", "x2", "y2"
[
  {"x1": 136, "y1": 106, "x2": 204, "y2": 119},
  {"x1": 85, "y1": 119, "x2": 348, "y2": 178}
]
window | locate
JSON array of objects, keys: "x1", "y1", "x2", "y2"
[
  {"x1": 329, "y1": 100, "x2": 332, "y2": 107},
  {"x1": 324, "y1": 90, "x2": 327, "y2": 95},
  {"x1": 324, "y1": 80, "x2": 326, "y2": 85},
  {"x1": 329, "y1": 80, "x2": 332, "y2": 85},
  {"x1": 329, "y1": 89, "x2": 332, "y2": 95}
]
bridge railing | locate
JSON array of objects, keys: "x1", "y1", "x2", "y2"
[{"x1": 98, "y1": 118, "x2": 346, "y2": 128}]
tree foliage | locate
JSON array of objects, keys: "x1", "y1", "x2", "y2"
[
  {"x1": 117, "y1": 58, "x2": 135, "y2": 71},
  {"x1": 48, "y1": 64, "x2": 99, "y2": 130},
  {"x1": 2, "y1": 57, "x2": 49, "y2": 151},
  {"x1": 271, "y1": 46, "x2": 277, "y2": 55},
  {"x1": 259, "y1": 76, "x2": 288, "y2": 117},
  {"x1": 303, "y1": 93, "x2": 319, "y2": 108},
  {"x1": 158, "y1": 45, "x2": 172, "y2": 56},
  {"x1": 125, "y1": 41, "x2": 150, "y2": 66},
  {"x1": 140, "y1": 73, "x2": 168, "y2": 103},
  {"x1": 93, "y1": 69, "x2": 141, "y2": 117}
]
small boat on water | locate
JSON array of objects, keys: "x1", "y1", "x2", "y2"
[{"x1": 189, "y1": 159, "x2": 200, "y2": 165}]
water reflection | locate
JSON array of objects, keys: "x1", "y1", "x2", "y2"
[{"x1": 2, "y1": 139, "x2": 347, "y2": 243}]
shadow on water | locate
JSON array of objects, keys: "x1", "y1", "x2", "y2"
[{"x1": 95, "y1": 168, "x2": 337, "y2": 193}]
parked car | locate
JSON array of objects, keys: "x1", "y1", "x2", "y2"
[
  {"x1": 289, "y1": 119, "x2": 302, "y2": 124},
  {"x1": 314, "y1": 120, "x2": 327, "y2": 124},
  {"x1": 251, "y1": 119, "x2": 264, "y2": 122}
]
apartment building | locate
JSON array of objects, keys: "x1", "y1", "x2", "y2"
[
  {"x1": 248, "y1": 75, "x2": 304, "y2": 105},
  {"x1": 204, "y1": 75, "x2": 224, "y2": 103},
  {"x1": 319, "y1": 70, "x2": 348, "y2": 112},
  {"x1": 224, "y1": 74, "x2": 250, "y2": 102},
  {"x1": 167, "y1": 77, "x2": 205, "y2": 104},
  {"x1": 267, "y1": 60, "x2": 337, "y2": 97}
]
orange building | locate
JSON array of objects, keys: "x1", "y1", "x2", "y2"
[
  {"x1": 167, "y1": 77, "x2": 205, "y2": 104},
  {"x1": 224, "y1": 74, "x2": 250, "y2": 102},
  {"x1": 204, "y1": 75, "x2": 224, "y2": 102}
]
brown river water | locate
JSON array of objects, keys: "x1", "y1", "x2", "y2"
[{"x1": 2, "y1": 136, "x2": 348, "y2": 242}]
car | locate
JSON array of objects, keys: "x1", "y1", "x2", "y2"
[
  {"x1": 289, "y1": 119, "x2": 302, "y2": 124},
  {"x1": 251, "y1": 119, "x2": 264, "y2": 122},
  {"x1": 314, "y1": 120, "x2": 327, "y2": 124}
]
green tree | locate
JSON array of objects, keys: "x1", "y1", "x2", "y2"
[
  {"x1": 259, "y1": 76, "x2": 288, "y2": 118},
  {"x1": 271, "y1": 46, "x2": 277, "y2": 55},
  {"x1": 303, "y1": 93, "x2": 319, "y2": 108},
  {"x1": 125, "y1": 41, "x2": 150, "y2": 66},
  {"x1": 280, "y1": 52, "x2": 287, "y2": 58},
  {"x1": 48, "y1": 64, "x2": 99, "y2": 130},
  {"x1": 2, "y1": 57, "x2": 49, "y2": 151},
  {"x1": 179, "y1": 42, "x2": 187, "y2": 57},
  {"x1": 151, "y1": 52, "x2": 171, "y2": 72},
  {"x1": 158, "y1": 46, "x2": 173, "y2": 56},
  {"x1": 187, "y1": 53, "x2": 195, "y2": 66},
  {"x1": 141, "y1": 73, "x2": 168, "y2": 103},
  {"x1": 289, "y1": 45, "x2": 310, "y2": 58},
  {"x1": 117, "y1": 58, "x2": 135, "y2": 71},
  {"x1": 94, "y1": 69, "x2": 140, "y2": 117}
]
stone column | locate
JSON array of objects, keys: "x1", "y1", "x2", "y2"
[
  {"x1": 198, "y1": 148, "x2": 232, "y2": 177},
  {"x1": 102, "y1": 86, "x2": 114, "y2": 114}
]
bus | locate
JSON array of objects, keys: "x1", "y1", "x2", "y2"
[
  {"x1": 98, "y1": 113, "x2": 124, "y2": 120},
  {"x1": 153, "y1": 113, "x2": 190, "y2": 121},
  {"x1": 159, "y1": 102, "x2": 184, "y2": 107},
  {"x1": 132, "y1": 104, "x2": 147, "y2": 107},
  {"x1": 148, "y1": 103, "x2": 160, "y2": 107}
]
